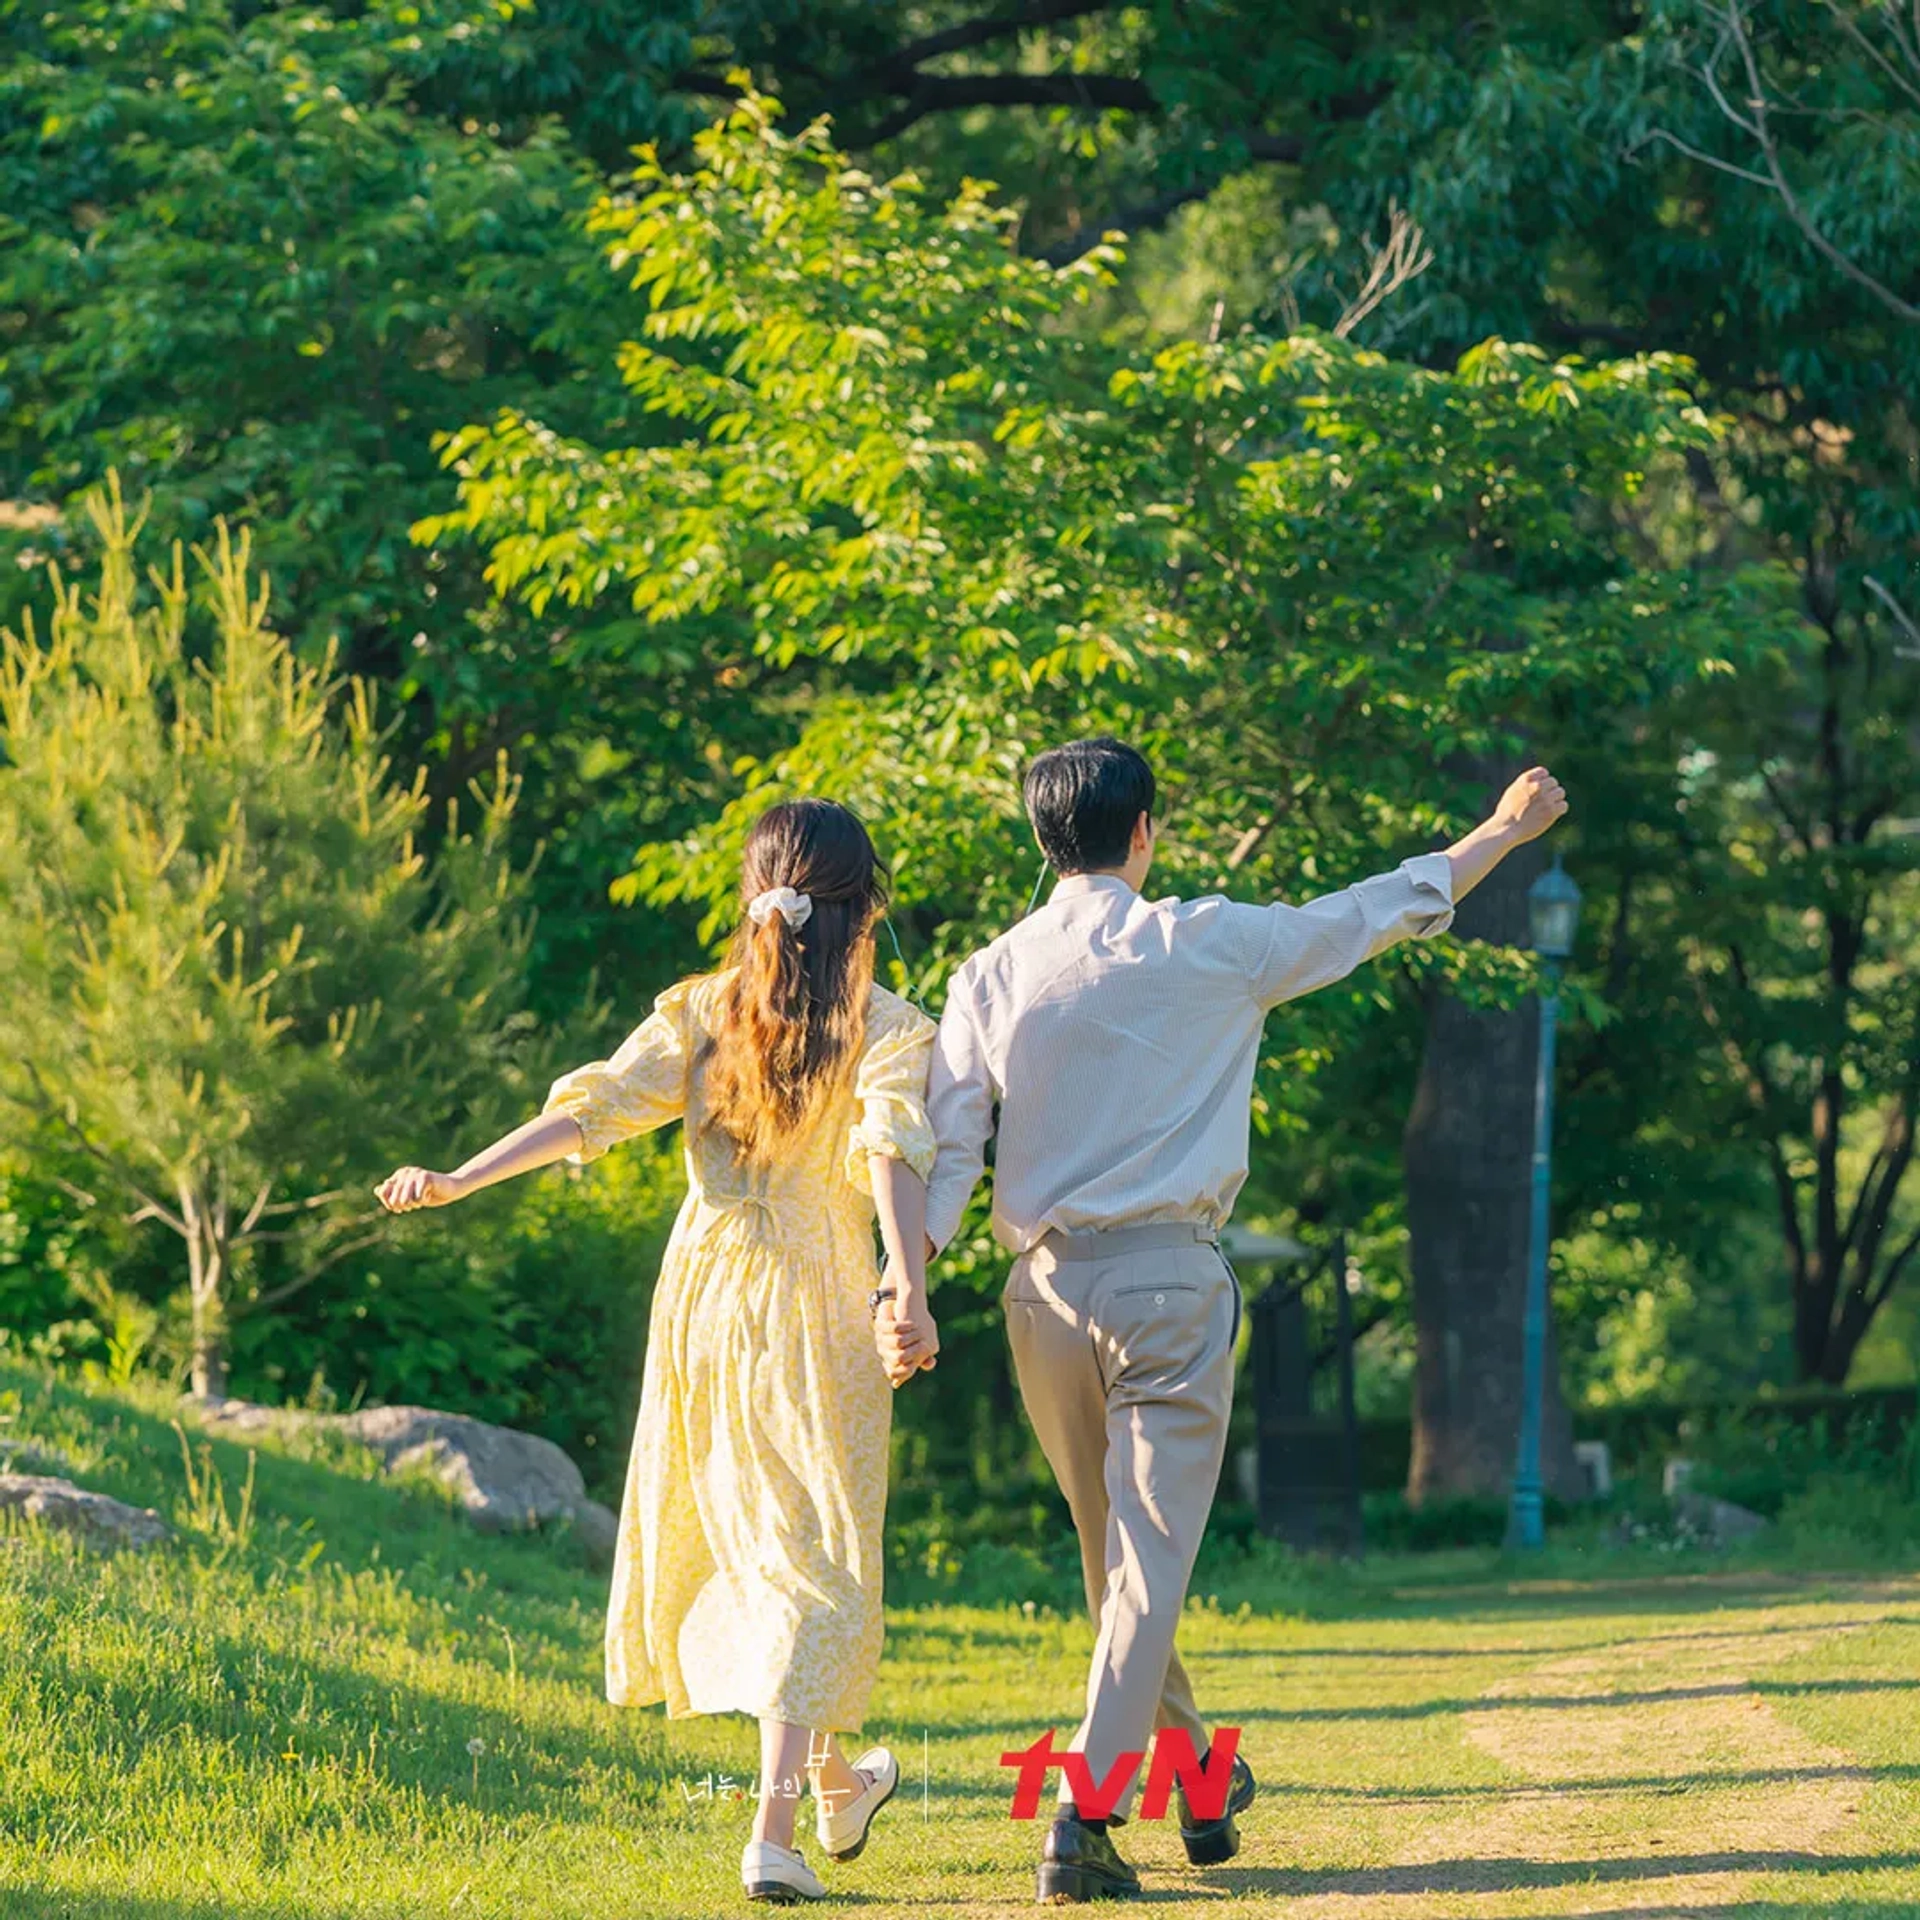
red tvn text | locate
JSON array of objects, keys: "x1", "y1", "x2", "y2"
[{"x1": 999, "y1": 1727, "x2": 1240, "y2": 1821}]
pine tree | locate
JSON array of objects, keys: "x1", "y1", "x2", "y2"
[{"x1": 0, "y1": 478, "x2": 544, "y2": 1396}]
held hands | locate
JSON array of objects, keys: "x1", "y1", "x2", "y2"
[
  {"x1": 874, "y1": 1276, "x2": 939, "y2": 1390},
  {"x1": 374, "y1": 1167, "x2": 467, "y2": 1214},
  {"x1": 1491, "y1": 766, "x2": 1568, "y2": 844}
]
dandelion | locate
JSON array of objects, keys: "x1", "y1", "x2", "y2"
[
  {"x1": 1021, "y1": 1599, "x2": 1037, "y2": 1619},
  {"x1": 467, "y1": 1735, "x2": 486, "y2": 1794}
]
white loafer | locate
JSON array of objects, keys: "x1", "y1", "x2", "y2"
[
  {"x1": 741, "y1": 1839, "x2": 827, "y2": 1903},
  {"x1": 816, "y1": 1745, "x2": 900, "y2": 1862}
]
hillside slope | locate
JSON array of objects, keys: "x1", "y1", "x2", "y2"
[{"x1": 4, "y1": 1362, "x2": 1920, "y2": 1919}]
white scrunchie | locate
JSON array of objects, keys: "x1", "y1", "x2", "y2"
[{"x1": 746, "y1": 885, "x2": 813, "y2": 930}]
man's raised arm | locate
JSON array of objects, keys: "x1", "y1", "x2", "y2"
[
  {"x1": 1249, "y1": 765, "x2": 1568, "y2": 1010},
  {"x1": 1440, "y1": 766, "x2": 1568, "y2": 902}
]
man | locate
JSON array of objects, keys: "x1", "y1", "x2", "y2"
[{"x1": 886, "y1": 737, "x2": 1566, "y2": 1903}]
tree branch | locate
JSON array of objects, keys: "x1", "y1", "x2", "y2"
[
  {"x1": 1756, "y1": 763, "x2": 1814, "y2": 852},
  {"x1": 1841, "y1": 1087, "x2": 1918, "y2": 1280},
  {"x1": 1865, "y1": 574, "x2": 1920, "y2": 660},
  {"x1": 1332, "y1": 201, "x2": 1435, "y2": 341},
  {"x1": 857, "y1": 0, "x2": 1111, "y2": 84},
  {"x1": 247, "y1": 1188, "x2": 355, "y2": 1221},
  {"x1": 1643, "y1": 2, "x2": 1920, "y2": 325},
  {"x1": 1868, "y1": 1214, "x2": 1920, "y2": 1314},
  {"x1": 3, "y1": 1066, "x2": 189, "y2": 1237},
  {"x1": 863, "y1": 70, "x2": 1155, "y2": 146},
  {"x1": 1689, "y1": 943, "x2": 1808, "y2": 1279},
  {"x1": 249, "y1": 1217, "x2": 389, "y2": 1310},
  {"x1": 1829, "y1": 0, "x2": 1920, "y2": 114}
]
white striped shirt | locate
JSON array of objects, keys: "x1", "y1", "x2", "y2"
[{"x1": 923, "y1": 854, "x2": 1456, "y2": 1254}]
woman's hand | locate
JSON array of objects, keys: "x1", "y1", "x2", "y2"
[
  {"x1": 375, "y1": 1166, "x2": 467, "y2": 1214},
  {"x1": 875, "y1": 1283, "x2": 939, "y2": 1389},
  {"x1": 870, "y1": 1157, "x2": 935, "y2": 1387}
]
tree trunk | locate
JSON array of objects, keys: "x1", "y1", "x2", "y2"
[
  {"x1": 181, "y1": 1178, "x2": 230, "y2": 1401},
  {"x1": 1403, "y1": 772, "x2": 1583, "y2": 1506},
  {"x1": 189, "y1": 1306, "x2": 228, "y2": 1402}
]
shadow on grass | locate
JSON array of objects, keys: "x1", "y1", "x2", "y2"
[
  {"x1": 0, "y1": 1890, "x2": 914, "y2": 1919},
  {"x1": 0, "y1": 1363, "x2": 608, "y2": 1609},
  {"x1": 1366, "y1": 1568, "x2": 1903, "y2": 1610},
  {"x1": 16, "y1": 1631, "x2": 672, "y2": 1822},
  {"x1": 1256, "y1": 1760, "x2": 1920, "y2": 1800},
  {"x1": 1222, "y1": 1675, "x2": 1920, "y2": 1722},
  {"x1": 1194, "y1": 1613, "x2": 1920, "y2": 1659},
  {"x1": 1183, "y1": 1558, "x2": 1920, "y2": 1632},
  {"x1": 1500, "y1": 1910, "x2": 1920, "y2": 1920},
  {"x1": 1, "y1": 1895, "x2": 350, "y2": 1920},
  {"x1": 1206, "y1": 1850, "x2": 1920, "y2": 1898},
  {"x1": 925, "y1": 1674, "x2": 1920, "y2": 1743}
]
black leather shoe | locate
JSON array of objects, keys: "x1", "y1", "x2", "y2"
[
  {"x1": 1035, "y1": 1811, "x2": 1141, "y2": 1903},
  {"x1": 1176, "y1": 1751, "x2": 1256, "y2": 1866}
]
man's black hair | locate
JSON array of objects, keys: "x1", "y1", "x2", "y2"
[{"x1": 1022, "y1": 737, "x2": 1156, "y2": 875}]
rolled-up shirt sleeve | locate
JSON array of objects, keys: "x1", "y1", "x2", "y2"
[
  {"x1": 844, "y1": 1003, "x2": 939, "y2": 1193},
  {"x1": 1250, "y1": 851, "x2": 1455, "y2": 1011},
  {"x1": 542, "y1": 978, "x2": 694, "y2": 1164},
  {"x1": 924, "y1": 968, "x2": 998, "y2": 1257}
]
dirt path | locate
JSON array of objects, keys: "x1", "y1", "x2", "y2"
[{"x1": 1228, "y1": 1579, "x2": 1915, "y2": 1919}]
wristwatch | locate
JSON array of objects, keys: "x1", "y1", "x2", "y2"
[{"x1": 868, "y1": 1286, "x2": 896, "y2": 1319}]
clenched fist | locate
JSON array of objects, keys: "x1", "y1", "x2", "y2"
[
  {"x1": 375, "y1": 1167, "x2": 466, "y2": 1213},
  {"x1": 1491, "y1": 766, "x2": 1568, "y2": 844}
]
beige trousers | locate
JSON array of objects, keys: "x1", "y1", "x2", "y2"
[{"x1": 1003, "y1": 1223, "x2": 1241, "y2": 1824}]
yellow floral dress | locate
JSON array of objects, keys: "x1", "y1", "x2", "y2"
[{"x1": 542, "y1": 970, "x2": 937, "y2": 1732}]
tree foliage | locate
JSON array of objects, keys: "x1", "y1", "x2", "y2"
[
  {"x1": 8, "y1": 0, "x2": 1920, "y2": 1442},
  {"x1": 0, "y1": 480, "x2": 546, "y2": 1394},
  {"x1": 1306, "y1": 0, "x2": 1920, "y2": 1382},
  {"x1": 420, "y1": 91, "x2": 1800, "y2": 1443}
]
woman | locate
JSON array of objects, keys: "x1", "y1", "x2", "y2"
[{"x1": 376, "y1": 799, "x2": 941, "y2": 1904}]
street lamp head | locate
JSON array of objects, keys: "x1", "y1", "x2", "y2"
[{"x1": 1527, "y1": 851, "x2": 1581, "y2": 959}]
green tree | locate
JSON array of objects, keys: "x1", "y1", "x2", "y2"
[
  {"x1": 0, "y1": 0, "x2": 757, "y2": 1017},
  {"x1": 0, "y1": 480, "x2": 545, "y2": 1396},
  {"x1": 1292, "y1": 0, "x2": 1920, "y2": 1387},
  {"x1": 708, "y1": 0, "x2": 1920, "y2": 1397},
  {"x1": 423, "y1": 88, "x2": 1798, "y2": 1497}
]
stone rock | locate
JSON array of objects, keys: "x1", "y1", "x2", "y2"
[
  {"x1": 1673, "y1": 1488, "x2": 1770, "y2": 1546},
  {"x1": 0, "y1": 1474, "x2": 172, "y2": 1552},
  {"x1": 339, "y1": 1404, "x2": 587, "y2": 1532},
  {"x1": 193, "y1": 1397, "x2": 613, "y2": 1557},
  {"x1": 571, "y1": 1498, "x2": 620, "y2": 1565}
]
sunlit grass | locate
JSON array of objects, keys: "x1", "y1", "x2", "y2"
[{"x1": 3, "y1": 1361, "x2": 1919, "y2": 1918}]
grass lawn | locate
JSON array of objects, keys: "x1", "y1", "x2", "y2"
[{"x1": 3, "y1": 1361, "x2": 1919, "y2": 1919}]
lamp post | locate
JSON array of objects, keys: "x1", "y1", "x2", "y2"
[{"x1": 1507, "y1": 850, "x2": 1582, "y2": 1552}]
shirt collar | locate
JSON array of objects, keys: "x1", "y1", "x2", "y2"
[{"x1": 1048, "y1": 870, "x2": 1137, "y2": 905}]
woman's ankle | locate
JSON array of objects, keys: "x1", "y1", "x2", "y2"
[
  {"x1": 811, "y1": 1755, "x2": 859, "y2": 1812},
  {"x1": 753, "y1": 1778, "x2": 805, "y2": 1851},
  {"x1": 750, "y1": 1810, "x2": 799, "y2": 1851}
]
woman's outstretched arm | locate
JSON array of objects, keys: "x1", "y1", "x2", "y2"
[{"x1": 375, "y1": 1110, "x2": 586, "y2": 1214}]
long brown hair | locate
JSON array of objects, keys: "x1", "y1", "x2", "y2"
[{"x1": 701, "y1": 799, "x2": 889, "y2": 1164}]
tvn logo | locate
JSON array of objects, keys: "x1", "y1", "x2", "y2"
[{"x1": 1000, "y1": 1727, "x2": 1240, "y2": 1821}]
